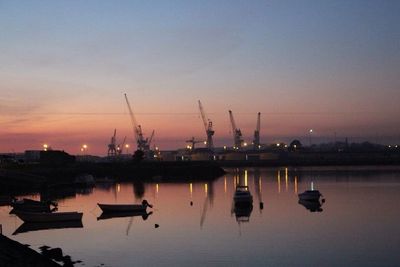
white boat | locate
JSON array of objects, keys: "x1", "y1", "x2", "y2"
[
  {"x1": 98, "y1": 200, "x2": 153, "y2": 213},
  {"x1": 233, "y1": 186, "x2": 253, "y2": 204},
  {"x1": 14, "y1": 211, "x2": 83, "y2": 223}
]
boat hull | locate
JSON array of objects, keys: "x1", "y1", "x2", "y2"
[
  {"x1": 97, "y1": 211, "x2": 152, "y2": 221},
  {"x1": 14, "y1": 211, "x2": 83, "y2": 223},
  {"x1": 98, "y1": 203, "x2": 147, "y2": 213},
  {"x1": 298, "y1": 190, "x2": 321, "y2": 201}
]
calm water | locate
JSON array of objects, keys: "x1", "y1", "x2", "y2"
[{"x1": 1, "y1": 167, "x2": 400, "y2": 267}]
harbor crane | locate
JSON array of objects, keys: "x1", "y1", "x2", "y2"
[
  {"x1": 117, "y1": 136, "x2": 127, "y2": 155},
  {"x1": 148, "y1": 130, "x2": 155, "y2": 148},
  {"x1": 198, "y1": 100, "x2": 214, "y2": 150},
  {"x1": 253, "y1": 112, "x2": 261, "y2": 149},
  {"x1": 107, "y1": 129, "x2": 118, "y2": 156},
  {"x1": 185, "y1": 137, "x2": 204, "y2": 150},
  {"x1": 124, "y1": 93, "x2": 153, "y2": 155},
  {"x1": 229, "y1": 110, "x2": 244, "y2": 149}
]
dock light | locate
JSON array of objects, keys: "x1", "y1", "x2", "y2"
[
  {"x1": 284, "y1": 145, "x2": 288, "y2": 148},
  {"x1": 81, "y1": 144, "x2": 88, "y2": 155},
  {"x1": 258, "y1": 145, "x2": 261, "y2": 149},
  {"x1": 388, "y1": 145, "x2": 391, "y2": 148},
  {"x1": 244, "y1": 142, "x2": 248, "y2": 147},
  {"x1": 155, "y1": 146, "x2": 159, "y2": 151},
  {"x1": 276, "y1": 143, "x2": 280, "y2": 147},
  {"x1": 204, "y1": 141, "x2": 207, "y2": 145},
  {"x1": 309, "y1": 129, "x2": 313, "y2": 146},
  {"x1": 223, "y1": 146, "x2": 227, "y2": 150},
  {"x1": 125, "y1": 144, "x2": 129, "y2": 148}
]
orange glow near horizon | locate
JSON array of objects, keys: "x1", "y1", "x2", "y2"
[{"x1": 2, "y1": 104, "x2": 399, "y2": 155}]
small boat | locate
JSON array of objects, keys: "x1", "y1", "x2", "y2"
[
  {"x1": 11, "y1": 198, "x2": 57, "y2": 212},
  {"x1": 298, "y1": 181, "x2": 323, "y2": 201},
  {"x1": 233, "y1": 186, "x2": 253, "y2": 205},
  {"x1": 298, "y1": 190, "x2": 322, "y2": 201},
  {"x1": 14, "y1": 211, "x2": 83, "y2": 223},
  {"x1": 98, "y1": 200, "x2": 153, "y2": 213}
]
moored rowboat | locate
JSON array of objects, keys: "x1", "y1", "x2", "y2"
[
  {"x1": 98, "y1": 200, "x2": 153, "y2": 213},
  {"x1": 11, "y1": 198, "x2": 57, "y2": 212},
  {"x1": 14, "y1": 211, "x2": 83, "y2": 223}
]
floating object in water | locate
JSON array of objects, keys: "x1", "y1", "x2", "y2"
[
  {"x1": 298, "y1": 190, "x2": 322, "y2": 201},
  {"x1": 11, "y1": 198, "x2": 57, "y2": 213},
  {"x1": 98, "y1": 200, "x2": 153, "y2": 213},
  {"x1": 190, "y1": 201, "x2": 193, "y2": 206},
  {"x1": 233, "y1": 186, "x2": 253, "y2": 205},
  {"x1": 155, "y1": 224, "x2": 159, "y2": 228}
]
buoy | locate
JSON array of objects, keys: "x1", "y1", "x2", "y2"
[
  {"x1": 155, "y1": 224, "x2": 159, "y2": 228},
  {"x1": 190, "y1": 201, "x2": 193, "y2": 206},
  {"x1": 260, "y1": 202, "x2": 264, "y2": 210}
]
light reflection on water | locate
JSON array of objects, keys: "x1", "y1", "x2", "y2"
[{"x1": 1, "y1": 167, "x2": 400, "y2": 267}]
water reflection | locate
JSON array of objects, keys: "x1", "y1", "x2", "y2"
[
  {"x1": 13, "y1": 221, "x2": 83, "y2": 235},
  {"x1": 133, "y1": 181, "x2": 145, "y2": 199},
  {"x1": 198, "y1": 180, "x2": 217, "y2": 228},
  {"x1": 298, "y1": 199, "x2": 323, "y2": 212},
  {"x1": 39, "y1": 245, "x2": 82, "y2": 266},
  {"x1": 97, "y1": 211, "x2": 153, "y2": 221},
  {"x1": 2, "y1": 167, "x2": 400, "y2": 266},
  {"x1": 253, "y1": 169, "x2": 264, "y2": 212},
  {"x1": 232, "y1": 183, "x2": 254, "y2": 223}
]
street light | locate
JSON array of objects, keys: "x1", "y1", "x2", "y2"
[{"x1": 125, "y1": 144, "x2": 130, "y2": 154}]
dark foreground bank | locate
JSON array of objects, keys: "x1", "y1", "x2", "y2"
[{"x1": 0, "y1": 234, "x2": 60, "y2": 267}]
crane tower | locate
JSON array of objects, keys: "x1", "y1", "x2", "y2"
[
  {"x1": 198, "y1": 100, "x2": 214, "y2": 150},
  {"x1": 253, "y1": 112, "x2": 261, "y2": 149},
  {"x1": 229, "y1": 110, "x2": 244, "y2": 149},
  {"x1": 107, "y1": 129, "x2": 118, "y2": 156},
  {"x1": 124, "y1": 93, "x2": 153, "y2": 155}
]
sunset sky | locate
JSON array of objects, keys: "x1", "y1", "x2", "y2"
[{"x1": 1, "y1": 0, "x2": 399, "y2": 155}]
